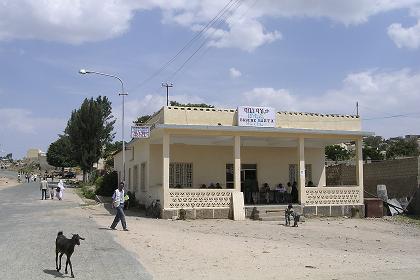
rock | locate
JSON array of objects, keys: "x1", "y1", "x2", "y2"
[{"x1": 305, "y1": 265, "x2": 317, "y2": 269}]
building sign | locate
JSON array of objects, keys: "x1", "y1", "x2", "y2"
[
  {"x1": 131, "y1": 126, "x2": 150, "y2": 138},
  {"x1": 237, "y1": 106, "x2": 276, "y2": 127}
]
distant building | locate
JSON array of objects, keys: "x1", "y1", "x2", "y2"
[
  {"x1": 93, "y1": 158, "x2": 105, "y2": 171},
  {"x1": 38, "y1": 152, "x2": 54, "y2": 172},
  {"x1": 26, "y1": 148, "x2": 41, "y2": 160}
]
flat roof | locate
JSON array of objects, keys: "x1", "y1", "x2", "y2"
[{"x1": 154, "y1": 124, "x2": 374, "y2": 137}]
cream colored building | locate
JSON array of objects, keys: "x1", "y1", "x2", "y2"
[
  {"x1": 26, "y1": 148, "x2": 41, "y2": 160},
  {"x1": 114, "y1": 106, "x2": 373, "y2": 219}
]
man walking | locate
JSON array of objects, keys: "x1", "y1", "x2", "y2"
[
  {"x1": 110, "y1": 182, "x2": 128, "y2": 231},
  {"x1": 40, "y1": 177, "x2": 49, "y2": 200}
]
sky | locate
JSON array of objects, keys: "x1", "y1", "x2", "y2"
[{"x1": 1, "y1": 0, "x2": 420, "y2": 159}]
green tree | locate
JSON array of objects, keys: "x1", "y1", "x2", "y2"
[
  {"x1": 169, "y1": 101, "x2": 214, "y2": 108},
  {"x1": 103, "y1": 141, "x2": 123, "y2": 170},
  {"x1": 386, "y1": 137, "x2": 419, "y2": 159},
  {"x1": 325, "y1": 145, "x2": 351, "y2": 162},
  {"x1": 363, "y1": 136, "x2": 386, "y2": 160},
  {"x1": 65, "y1": 96, "x2": 115, "y2": 181},
  {"x1": 46, "y1": 135, "x2": 77, "y2": 170},
  {"x1": 133, "y1": 115, "x2": 151, "y2": 125}
]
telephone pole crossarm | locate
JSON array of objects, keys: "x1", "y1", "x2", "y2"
[{"x1": 162, "y1": 82, "x2": 173, "y2": 106}]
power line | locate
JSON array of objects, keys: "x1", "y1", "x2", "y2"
[
  {"x1": 165, "y1": 0, "x2": 244, "y2": 81},
  {"x1": 363, "y1": 112, "x2": 420, "y2": 121},
  {"x1": 129, "y1": 0, "x2": 240, "y2": 92}
]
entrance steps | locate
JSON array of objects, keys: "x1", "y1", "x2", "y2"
[{"x1": 246, "y1": 204, "x2": 303, "y2": 221}]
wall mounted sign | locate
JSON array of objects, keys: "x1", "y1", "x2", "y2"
[
  {"x1": 131, "y1": 126, "x2": 150, "y2": 138},
  {"x1": 237, "y1": 106, "x2": 276, "y2": 127}
]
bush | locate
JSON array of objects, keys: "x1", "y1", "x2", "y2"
[
  {"x1": 95, "y1": 171, "x2": 118, "y2": 196},
  {"x1": 81, "y1": 184, "x2": 96, "y2": 199}
]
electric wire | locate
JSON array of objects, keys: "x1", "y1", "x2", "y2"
[
  {"x1": 165, "y1": 0, "x2": 245, "y2": 82},
  {"x1": 128, "y1": 0, "x2": 240, "y2": 92}
]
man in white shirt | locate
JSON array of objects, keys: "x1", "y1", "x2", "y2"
[
  {"x1": 110, "y1": 182, "x2": 128, "y2": 231},
  {"x1": 39, "y1": 178, "x2": 49, "y2": 200}
]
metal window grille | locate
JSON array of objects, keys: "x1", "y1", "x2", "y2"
[
  {"x1": 134, "y1": 165, "x2": 139, "y2": 191},
  {"x1": 128, "y1": 168, "x2": 131, "y2": 189},
  {"x1": 140, "y1": 163, "x2": 146, "y2": 191},
  {"x1": 289, "y1": 164, "x2": 312, "y2": 184},
  {"x1": 170, "y1": 162, "x2": 192, "y2": 188}
]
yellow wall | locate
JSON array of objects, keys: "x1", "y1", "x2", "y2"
[
  {"x1": 149, "y1": 144, "x2": 326, "y2": 190},
  {"x1": 155, "y1": 106, "x2": 361, "y2": 131}
]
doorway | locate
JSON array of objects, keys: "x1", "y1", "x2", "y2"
[
  {"x1": 240, "y1": 164, "x2": 257, "y2": 192},
  {"x1": 225, "y1": 163, "x2": 257, "y2": 189}
]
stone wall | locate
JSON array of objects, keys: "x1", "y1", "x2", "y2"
[
  {"x1": 162, "y1": 208, "x2": 231, "y2": 220},
  {"x1": 326, "y1": 157, "x2": 420, "y2": 198},
  {"x1": 326, "y1": 164, "x2": 356, "y2": 185}
]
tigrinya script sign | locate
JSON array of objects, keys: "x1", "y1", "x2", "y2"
[
  {"x1": 237, "y1": 106, "x2": 276, "y2": 127},
  {"x1": 131, "y1": 126, "x2": 150, "y2": 138}
]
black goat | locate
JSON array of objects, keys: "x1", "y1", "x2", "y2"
[{"x1": 55, "y1": 231, "x2": 85, "y2": 278}]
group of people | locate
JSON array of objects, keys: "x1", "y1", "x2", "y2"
[
  {"x1": 199, "y1": 183, "x2": 223, "y2": 189},
  {"x1": 244, "y1": 180, "x2": 299, "y2": 204},
  {"x1": 17, "y1": 172, "x2": 38, "y2": 183},
  {"x1": 40, "y1": 178, "x2": 65, "y2": 200}
]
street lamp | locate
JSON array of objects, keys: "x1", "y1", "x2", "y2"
[{"x1": 79, "y1": 69, "x2": 128, "y2": 184}]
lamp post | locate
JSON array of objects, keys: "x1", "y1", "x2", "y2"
[{"x1": 79, "y1": 69, "x2": 127, "y2": 184}]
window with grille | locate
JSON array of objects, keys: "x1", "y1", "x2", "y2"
[
  {"x1": 289, "y1": 164, "x2": 312, "y2": 185},
  {"x1": 133, "y1": 165, "x2": 139, "y2": 191},
  {"x1": 128, "y1": 168, "x2": 132, "y2": 189},
  {"x1": 170, "y1": 162, "x2": 193, "y2": 188},
  {"x1": 140, "y1": 162, "x2": 146, "y2": 191}
]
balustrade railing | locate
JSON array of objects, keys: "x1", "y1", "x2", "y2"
[
  {"x1": 305, "y1": 186, "x2": 362, "y2": 206},
  {"x1": 168, "y1": 189, "x2": 234, "y2": 209}
]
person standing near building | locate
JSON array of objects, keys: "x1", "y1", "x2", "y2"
[
  {"x1": 40, "y1": 177, "x2": 48, "y2": 200},
  {"x1": 110, "y1": 182, "x2": 128, "y2": 231},
  {"x1": 286, "y1": 182, "x2": 292, "y2": 203},
  {"x1": 291, "y1": 181, "x2": 298, "y2": 203}
]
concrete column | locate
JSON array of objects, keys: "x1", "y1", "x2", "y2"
[
  {"x1": 298, "y1": 137, "x2": 306, "y2": 204},
  {"x1": 234, "y1": 135, "x2": 241, "y2": 192},
  {"x1": 145, "y1": 142, "x2": 150, "y2": 192},
  {"x1": 163, "y1": 132, "x2": 170, "y2": 208},
  {"x1": 356, "y1": 137, "x2": 364, "y2": 202}
]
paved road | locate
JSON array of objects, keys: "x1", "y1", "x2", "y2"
[{"x1": 0, "y1": 171, "x2": 152, "y2": 279}]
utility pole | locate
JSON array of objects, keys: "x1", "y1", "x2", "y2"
[
  {"x1": 356, "y1": 101, "x2": 359, "y2": 117},
  {"x1": 162, "y1": 82, "x2": 173, "y2": 106}
]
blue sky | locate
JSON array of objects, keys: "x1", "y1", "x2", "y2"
[{"x1": 1, "y1": 0, "x2": 420, "y2": 158}]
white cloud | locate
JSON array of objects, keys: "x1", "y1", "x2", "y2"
[
  {"x1": 117, "y1": 69, "x2": 420, "y2": 139},
  {"x1": 259, "y1": 0, "x2": 419, "y2": 25},
  {"x1": 240, "y1": 88, "x2": 297, "y2": 110},
  {"x1": 388, "y1": 20, "x2": 420, "y2": 49},
  {"x1": 0, "y1": 108, "x2": 65, "y2": 134},
  {"x1": 112, "y1": 93, "x2": 206, "y2": 137},
  {"x1": 229, "y1": 67, "x2": 242, "y2": 78},
  {"x1": 2, "y1": 0, "x2": 420, "y2": 49},
  {"x1": 0, "y1": 0, "x2": 138, "y2": 44},
  {"x1": 0, "y1": 108, "x2": 67, "y2": 157},
  {"x1": 235, "y1": 69, "x2": 420, "y2": 137}
]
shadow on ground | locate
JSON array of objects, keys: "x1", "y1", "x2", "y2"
[
  {"x1": 43, "y1": 269, "x2": 65, "y2": 278},
  {"x1": 103, "y1": 202, "x2": 148, "y2": 218}
]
